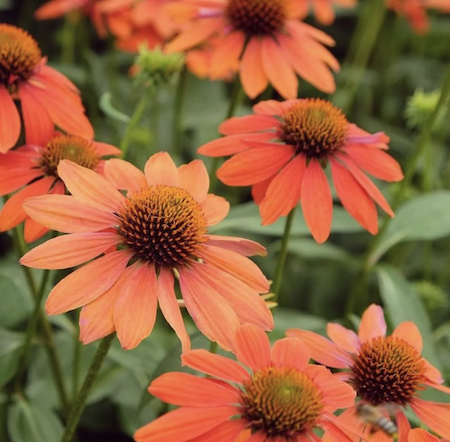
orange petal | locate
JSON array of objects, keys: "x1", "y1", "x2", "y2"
[
  {"x1": 20, "y1": 232, "x2": 122, "y2": 269},
  {"x1": 287, "y1": 20, "x2": 335, "y2": 46},
  {"x1": 145, "y1": 151, "x2": 179, "y2": 186},
  {"x1": 242, "y1": 432, "x2": 265, "y2": 442},
  {"x1": 58, "y1": 160, "x2": 125, "y2": 212},
  {"x1": 0, "y1": 85, "x2": 20, "y2": 153},
  {"x1": 326, "y1": 323, "x2": 360, "y2": 354},
  {"x1": 206, "y1": 235, "x2": 267, "y2": 257},
  {"x1": 219, "y1": 115, "x2": 280, "y2": 135},
  {"x1": 149, "y1": 372, "x2": 241, "y2": 407},
  {"x1": 114, "y1": 263, "x2": 158, "y2": 350},
  {"x1": 392, "y1": 321, "x2": 423, "y2": 353},
  {"x1": 330, "y1": 158, "x2": 378, "y2": 234},
  {"x1": 271, "y1": 337, "x2": 310, "y2": 370},
  {"x1": 423, "y1": 358, "x2": 445, "y2": 384},
  {"x1": 44, "y1": 250, "x2": 131, "y2": 314},
  {"x1": 178, "y1": 159, "x2": 209, "y2": 203},
  {"x1": 409, "y1": 429, "x2": 440, "y2": 442},
  {"x1": 20, "y1": 83, "x2": 54, "y2": 146},
  {"x1": 260, "y1": 155, "x2": 306, "y2": 225},
  {"x1": 200, "y1": 245, "x2": 269, "y2": 292},
  {"x1": 0, "y1": 166, "x2": 42, "y2": 196},
  {"x1": 217, "y1": 145, "x2": 294, "y2": 186},
  {"x1": 234, "y1": 323, "x2": 271, "y2": 371},
  {"x1": 240, "y1": 38, "x2": 269, "y2": 99},
  {"x1": 261, "y1": 36, "x2": 298, "y2": 99},
  {"x1": 24, "y1": 218, "x2": 49, "y2": 243},
  {"x1": 201, "y1": 194, "x2": 230, "y2": 226},
  {"x1": 321, "y1": 420, "x2": 360, "y2": 442},
  {"x1": 210, "y1": 31, "x2": 245, "y2": 79},
  {"x1": 410, "y1": 398, "x2": 450, "y2": 439},
  {"x1": 185, "y1": 420, "x2": 246, "y2": 442},
  {"x1": 23, "y1": 194, "x2": 116, "y2": 233},
  {"x1": 104, "y1": 158, "x2": 147, "y2": 191},
  {"x1": 179, "y1": 265, "x2": 240, "y2": 351},
  {"x1": 301, "y1": 159, "x2": 332, "y2": 244},
  {"x1": 181, "y1": 349, "x2": 250, "y2": 383},
  {"x1": 157, "y1": 269, "x2": 190, "y2": 353},
  {"x1": 251, "y1": 176, "x2": 275, "y2": 205},
  {"x1": 396, "y1": 410, "x2": 411, "y2": 442},
  {"x1": 253, "y1": 99, "x2": 285, "y2": 116},
  {"x1": 358, "y1": 304, "x2": 387, "y2": 342},
  {"x1": 93, "y1": 142, "x2": 121, "y2": 157},
  {"x1": 286, "y1": 329, "x2": 353, "y2": 369}
]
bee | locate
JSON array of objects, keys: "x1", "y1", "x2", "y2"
[{"x1": 356, "y1": 402, "x2": 398, "y2": 437}]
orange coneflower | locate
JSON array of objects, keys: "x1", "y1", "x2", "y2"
[
  {"x1": 287, "y1": 304, "x2": 450, "y2": 441},
  {"x1": 198, "y1": 98, "x2": 403, "y2": 243},
  {"x1": 0, "y1": 133, "x2": 120, "y2": 242},
  {"x1": 135, "y1": 323, "x2": 361, "y2": 442},
  {"x1": 20, "y1": 152, "x2": 273, "y2": 351},
  {"x1": 298, "y1": 0, "x2": 358, "y2": 25},
  {"x1": 165, "y1": 0, "x2": 339, "y2": 98},
  {"x1": 0, "y1": 24, "x2": 93, "y2": 153}
]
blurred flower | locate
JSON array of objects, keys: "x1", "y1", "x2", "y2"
[
  {"x1": 20, "y1": 152, "x2": 272, "y2": 351},
  {"x1": 0, "y1": 133, "x2": 120, "y2": 242},
  {"x1": 405, "y1": 89, "x2": 448, "y2": 132},
  {"x1": 298, "y1": 0, "x2": 358, "y2": 25},
  {"x1": 35, "y1": 0, "x2": 96, "y2": 20},
  {"x1": 135, "y1": 323, "x2": 358, "y2": 442},
  {"x1": 166, "y1": 0, "x2": 339, "y2": 98},
  {"x1": 0, "y1": 24, "x2": 93, "y2": 152},
  {"x1": 198, "y1": 99, "x2": 403, "y2": 243},
  {"x1": 287, "y1": 304, "x2": 450, "y2": 440}
]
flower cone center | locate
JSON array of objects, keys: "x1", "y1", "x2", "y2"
[
  {"x1": 226, "y1": 0, "x2": 286, "y2": 36},
  {"x1": 0, "y1": 24, "x2": 41, "y2": 90},
  {"x1": 279, "y1": 99, "x2": 348, "y2": 158},
  {"x1": 241, "y1": 367, "x2": 324, "y2": 437},
  {"x1": 117, "y1": 185, "x2": 208, "y2": 268},
  {"x1": 351, "y1": 336, "x2": 426, "y2": 406},
  {"x1": 38, "y1": 134, "x2": 101, "y2": 178}
]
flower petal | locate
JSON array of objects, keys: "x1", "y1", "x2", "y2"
[
  {"x1": 24, "y1": 218, "x2": 49, "y2": 243},
  {"x1": 240, "y1": 38, "x2": 268, "y2": 99},
  {"x1": 271, "y1": 337, "x2": 310, "y2": 370},
  {"x1": 392, "y1": 321, "x2": 422, "y2": 353},
  {"x1": 0, "y1": 85, "x2": 20, "y2": 152},
  {"x1": 178, "y1": 160, "x2": 209, "y2": 203},
  {"x1": 326, "y1": 323, "x2": 360, "y2": 354},
  {"x1": 201, "y1": 194, "x2": 230, "y2": 226},
  {"x1": 358, "y1": 304, "x2": 387, "y2": 342},
  {"x1": 410, "y1": 398, "x2": 450, "y2": 439},
  {"x1": 219, "y1": 115, "x2": 280, "y2": 136},
  {"x1": 206, "y1": 235, "x2": 267, "y2": 256},
  {"x1": 210, "y1": 31, "x2": 244, "y2": 79},
  {"x1": 104, "y1": 158, "x2": 147, "y2": 191},
  {"x1": 234, "y1": 323, "x2": 271, "y2": 372},
  {"x1": 185, "y1": 420, "x2": 246, "y2": 442},
  {"x1": 409, "y1": 429, "x2": 440, "y2": 442},
  {"x1": 145, "y1": 151, "x2": 179, "y2": 186},
  {"x1": 181, "y1": 349, "x2": 250, "y2": 383}
]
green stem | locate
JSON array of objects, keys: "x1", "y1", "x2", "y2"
[
  {"x1": 60, "y1": 335, "x2": 115, "y2": 442},
  {"x1": 209, "y1": 79, "x2": 244, "y2": 192},
  {"x1": 271, "y1": 209, "x2": 296, "y2": 304},
  {"x1": 172, "y1": 67, "x2": 189, "y2": 157},
  {"x1": 72, "y1": 311, "x2": 82, "y2": 400},
  {"x1": 346, "y1": 64, "x2": 450, "y2": 315},
  {"x1": 335, "y1": 0, "x2": 386, "y2": 114},
  {"x1": 61, "y1": 15, "x2": 77, "y2": 64},
  {"x1": 120, "y1": 92, "x2": 153, "y2": 160}
]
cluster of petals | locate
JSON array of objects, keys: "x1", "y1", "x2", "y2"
[
  {"x1": 287, "y1": 304, "x2": 450, "y2": 441},
  {"x1": 135, "y1": 323, "x2": 360, "y2": 442},
  {"x1": 20, "y1": 152, "x2": 273, "y2": 351},
  {"x1": 0, "y1": 24, "x2": 93, "y2": 152},
  {"x1": 198, "y1": 99, "x2": 403, "y2": 243},
  {"x1": 0, "y1": 132, "x2": 120, "y2": 242},
  {"x1": 165, "y1": 0, "x2": 340, "y2": 98}
]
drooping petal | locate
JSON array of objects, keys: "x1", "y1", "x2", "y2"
[
  {"x1": 157, "y1": 269, "x2": 190, "y2": 353},
  {"x1": 114, "y1": 263, "x2": 158, "y2": 350},
  {"x1": 23, "y1": 194, "x2": 116, "y2": 233},
  {"x1": 410, "y1": 398, "x2": 450, "y2": 440},
  {"x1": 358, "y1": 304, "x2": 387, "y2": 342},
  {"x1": 396, "y1": 410, "x2": 411, "y2": 442},
  {"x1": 181, "y1": 349, "x2": 250, "y2": 383},
  {"x1": 44, "y1": 250, "x2": 131, "y2": 315},
  {"x1": 58, "y1": 160, "x2": 125, "y2": 212},
  {"x1": 240, "y1": 38, "x2": 269, "y2": 99},
  {"x1": 392, "y1": 321, "x2": 423, "y2": 353},
  {"x1": 93, "y1": 141, "x2": 121, "y2": 157},
  {"x1": 326, "y1": 323, "x2": 360, "y2": 354},
  {"x1": 210, "y1": 31, "x2": 245, "y2": 79},
  {"x1": 201, "y1": 195, "x2": 230, "y2": 226},
  {"x1": 271, "y1": 337, "x2": 310, "y2": 370},
  {"x1": 423, "y1": 359, "x2": 445, "y2": 384},
  {"x1": 149, "y1": 372, "x2": 241, "y2": 407},
  {"x1": 286, "y1": 329, "x2": 353, "y2": 369},
  {"x1": 104, "y1": 158, "x2": 147, "y2": 191},
  {"x1": 234, "y1": 323, "x2": 271, "y2": 372},
  {"x1": 145, "y1": 151, "x2": 179, "y2": 186},
  {"x1": 206, "y1": 235, "x2": 267, "y2": 256},
  {"x1": 251, "y1": 176, "x2": 275, "y2": 205},
  {"x1": 301, "y1": 159, "x2": 332, "y2": 244},
  {"x1": 0, "y1": 85, "x2": 20, "y2": 153},
  {"x1": 178, "y1": 160, "x2": 209, "y2": 203},
  {"x1": 134, "y1": 406, "x2": 235, "y2": 442}
]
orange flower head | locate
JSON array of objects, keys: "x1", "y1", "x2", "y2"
[
  {"x1": 166, "y1": 0, "x2": 340, "y2": 98},
  {"x1": 0, "y1": 132, "x2": 120, "y2": 242},
  {"x1": 135, "y1": 324, "x2": 360, "y2": 442},
  {"x1": 19, "y1": 153, "x2": 273, "y2": 351},
  {"x1": 287, "y1": 304, "x2": 450, "y2": 440},
  {"x1": 198, "y1": 98, "x2": 404, "y2": 243}
]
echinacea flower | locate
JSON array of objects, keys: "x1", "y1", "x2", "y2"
[
  {"x1": 0, "y1": 133, "x2": 120, "y2": 242},
  {"x1": 298, "y1": 0, "x2": 357, "y2": 25},
  {"x1": 0, "y1": 24, "x2": 93, "y2": 152},
  {"x1": 20, "y1": 152, "x2": 273, "y2": 351},
  {"x1": 135, "y1": 323, "x2": 360, "y2": 442},
  {"x1": 198, "y1": 98, "x2": 403, "y2": 243},
  {"x1": 165, "y1": 0, "x2": 339, "y2": 98},
  {"x1": 287, "y1": 304, "x2": 450, "y2": 440}
]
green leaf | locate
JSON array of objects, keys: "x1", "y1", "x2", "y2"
[
  {"x1": 271, "y1": 308, "x2": 327, "y2": 341},
  {"x1": 7, "y1": 398, "x2": 64, "y2": 442},
  {"x1": 376, "y1": 265, "x2": 442, "y2": 370},
  {"x1": 0, "y1": 329, "x2": 23, "y2": 388},
  {"x1": 370, "y1": 191, "x2": 450, "y2": 264},
  {"x1": 283, "y1": 238, "x2": 355, "y2": 263}
]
